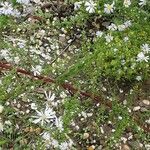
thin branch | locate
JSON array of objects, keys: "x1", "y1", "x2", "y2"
[
  {"x1": 0, "y1": 62, "x2": 107, "y2": 104},
  {"x1": 50, "y1": 36, "x2": 76, "y2": 65},
  {"x1": 0, "y1": 62, "x2": 149, "y2": 133}
]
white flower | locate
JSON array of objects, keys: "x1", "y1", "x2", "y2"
[
  {"x1": 55, "y1": 116, "x2": 64, "y2": 131},
  {"x1": 14, "y1": 56, "x2": 20, "y2": 64},
  {"x1": 137, "y1": 52, "x2": 149, "y2": 62},
  {"x1": 37, "y1": 30, "x2": 46, "y2": 38},
  {"x1": 51, "y1": 139, "x2": 59, "y2": 148},
  {"x1": 11, "y1": 9, "x2": 21, "y2": 17},
  {"x1": 123, "y1": 0, "x2": 131, "y2": 8},
  {"x1": 59, "y1": 142, "x2": 69, "y2": 150},
  {"x1": 60, "y1": 142, "x2": 68, "y2": 150},
  {"x1": 96, "y1": 31, "x2": 103, "y2": 37},
  {"x1": 31, "y1": 65, "x2": 42, "y2": 76},
  {"x1": 59, "y1": 140, "x2": 73, "y2": 150},
  {"x1": 0, "y1": 2, "x2": 13, "y2": 15},
  {"x1": 42, "y1": 132, "x2": 59, "y2": 148},
  {"x1": 85, "y1": 0, "x2": 96, "y2": 13},
  {"x1": 0, "y1": 105, "x2": 4, "y2": 113},
  {"x1": 118, "y1": 24, "x2": 126, "y2": 31},
  {"x1": 105, "y1": 34, "x2": 113, "y2": 43},
  {"x1": 123, "y1": 36, "x2": 129, "y2": 42},
  {"x1": 81, "y1": 111, "x2": 87, "y2": 118},
  {"x1": 145, "y1": 144, "x2": 150, "y2": 149},
  {"x1": 44, "y1": 91, "x2": 58, "y2": 107},
  {"x1": 118, "y1": 116, "x2": 123, "y2": 120},
  {"x1": 124, "y1": 20, "x2": 132, "y2": 28},
  {"x1": 74, "y1": 1, "x2": 82, "y2": 10},
  {"x1": 104, "y1": 2, "x2": 115, "y2": 14},
  {"x1": 30, "y1": 103, "x2": 37, "y2": 110},
  {"x1": 139, "y1": 0, "x2": 147, "y2": 6},
  {"x1": 4, "y1": 120, "x2": 12, "y2": 126},
  {"x1": 42, "y1": 132, "x2": 51, "y2": 140},
  {"x1": 44, "y1": 91, "x2": 55, "y2": 102},
  {"x1": 108, "y1": 23, "x2": 117, "y2": 31},
  {"x1": 60, "y1": 91, "x2": 67, "y2": 99},
  {"x1": 136, "y1": 76, "x2": 142, "y2": 81},
  {"x1": 0, "y1": 49, "x2": 9, "y2": 59},
  {"x1": 141, "y1": 43, "x2": 150, "y2": 53},
  {"x1": 17, "y1": 40, "x2": 26, "y2": 48},
  {"x1": 42, "y1": 132, "x2": 53, "y2": 148},
  {"x1": 16, "y1": 0, "x2": 30, "y2": 5},
  {"x1": 0, "y1": 2, "x2": 21, "y2": 17},
  {"x1": 32, "y1": 106, "x2": 56, "y2": 126}
]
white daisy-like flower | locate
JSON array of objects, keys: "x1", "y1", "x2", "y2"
[
  {"x1": 74, "y1": 1, "x2": 82, "y2": 10},
  {"x1": 44, "y1": 91, "x2": 58, "y2": 107},
  {"x1": 96, "y1": 31, "x2": 103, "y2": 37},
  {"x1": 139, "y1": 0, "x2": 147, "y2": 6},
  {"x1": 104, "y1": 2, "x2": 115, "y2": 14},
  {"x1": 32, "y1": 106, "x2": 56, "y2": 126},
  {"x1": 44, "y1": 91, "x2": 55, "y2": 102},
  {"x1": 137, "y1": 52, "x2": 149, "y2": 62},
  {"x1": 16, "y1": 0, "x2": 30, "y2": 5},
  {"x1": 85, "y1": 0, "x2": 96, "y2": 13},
  {"x1": 118, "y1": 24, "x2": 126, "y2": 31},
  {"x1": 0, "y1": 2, "x2": 13, "y2": 15},
  {"x1": 31, "y1": 65, "x2": 42, "y2": 76},
  {"x1": 123, "y1": 0, "x2": 131, "y2": 8},
  {"x1": 141, "y1": 43, "x2": 150, "y2": 53},
  {"x1": 105, "y1": 34, "x2": 113, "y2": 43},
  {"x1": 124, "y1": 20, "x2": 132, "y2": 28},
  {"x1": 55, "y1": 116, "x2": 64, "y2": 131},
  {"x1": 108, "y1": 23, "x2": 117, "y2": 31}
]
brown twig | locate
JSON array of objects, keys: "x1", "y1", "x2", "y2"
[
  {"x1": 0, "y1": 62, "x2": 109, "y2": 105},
  {"x1": 0, "y1": 62, "x2": 149, "y2": 133}
]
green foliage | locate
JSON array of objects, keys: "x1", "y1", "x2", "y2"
[
  {"x1": 63, "y1": 98, "x2": 81, "y2": 128},
  {"x1": 0, "y1": 16, "x2": 9, "y2": 29},
  {"x1": 56, "y1": 1, "x2": 150, "y2": 82},
  {"x1": 0, "y1": 0, "x2": 149, "y2": 149}
]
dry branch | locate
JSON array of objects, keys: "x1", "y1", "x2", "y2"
[{"x1": 0, "y1": 61, "x2": 149, "y2": 133}]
